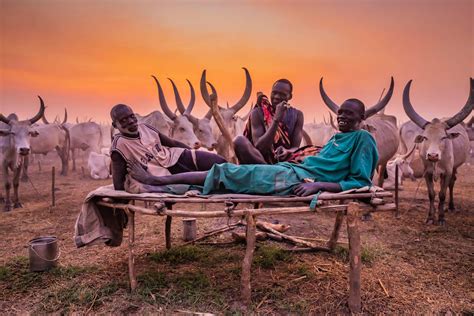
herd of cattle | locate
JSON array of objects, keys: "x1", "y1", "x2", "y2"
[{"x1": 0, "y1": 70, "x2": 473, "y2": 224}]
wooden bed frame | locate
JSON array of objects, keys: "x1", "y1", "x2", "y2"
[{"x1": 96, "y1": 189, "x2": 396, "y2": 313}]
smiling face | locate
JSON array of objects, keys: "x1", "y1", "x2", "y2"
[
  {"x1": 337, "y1": 99, "x2": 365, "y2": 132},
  {"x1": 111, "y1": 104, "x2": 138, "y2": 136},
  {"x1": 270, "y1": 80, "x2": 292, "y2": 107}
]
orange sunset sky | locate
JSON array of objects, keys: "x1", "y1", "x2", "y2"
[{"x1": 1, "y1": 0, "x2": 472, "y2": 124}]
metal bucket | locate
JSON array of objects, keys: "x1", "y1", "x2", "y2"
[{"x1": 28, "y1": 236, "x2": 60, "y2": 272}]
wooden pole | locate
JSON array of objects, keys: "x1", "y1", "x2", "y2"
[
  {"x1": 126, "y1": 209, "x2": 137, "y2": 291},
  {"x1": 395, "y1": 164, "x2": 400, "y2": 218},
  {"x1": 51, "y1": 167, "x2": 55, "y2": 207},
  {"x1": 38, "y1": 160, "x2": 41, "y2": 172},
  {"x1": 346, "y1": 202, "x2": 362, "y2": 313},
  {"x1": 327, "y1": 210, "x2": 344, "y2": 251},
  {"x1": 241, "y1": 213, "x2": 256, "y2": 306}
]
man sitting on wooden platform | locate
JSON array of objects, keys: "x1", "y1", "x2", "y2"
[{"x1": 127, "y1": 99, "x2": 379, "y2": 197}]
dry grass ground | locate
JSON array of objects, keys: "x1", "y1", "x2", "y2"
[{"x1": 0, "y1": 154, "x2": 473, "y2": 314}]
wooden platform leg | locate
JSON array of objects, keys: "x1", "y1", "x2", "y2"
[
  {"x1": 241, "y1": 212, "x2": 256, "y2": 306},
  {"x1": 395, "y1": 164, "x2": 400, "y2": 218},
  {"x1": 165, "y1": 215, "x2": 172, "y2": 250},
  {"x1": 327, "y1": 210, "x2": 344, "y2": 251},
  {"x1": 127, "y1": 209, "x2": 137, "y2": 291},
  {"x1": 346, "y1": 202, "x2": 361, "y2": 313}
]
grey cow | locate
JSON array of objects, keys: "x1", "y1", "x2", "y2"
[{"x1": 0, "y1": 96, "x2": 45, "y2": 211}]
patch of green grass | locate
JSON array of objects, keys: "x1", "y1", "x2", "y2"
[
  {"x1": 149, "y1": 246, "x2": 206, "y2": 264},
  {"x1": 334, "y1": 244, "x2": 382, "y2": 265},
  {"x1": 40, "y1": 282, "x2": 122, "y2": 313},
  {"x1": 48, "y1": 265, "x2": 96, "y2": 279},
  {"x1": 293, "y1": 264, "x2": 314, "y2": 278},
  {"x1": 0, "y1": 266, "x2": 10, "y2": 281},
  {"x1": 253, "y1": 245, "x2": 292, "y2": 269},
  {"x1": 174, "y1": 271, "x2": 210, "y2": 291}
]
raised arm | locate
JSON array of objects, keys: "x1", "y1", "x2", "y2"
[
  {"x1": 252, "y1": 102, "x2": 288, "y2": 155},
  {"x1": 159, "y1": 132, "x2": 191, "y2": 149}
]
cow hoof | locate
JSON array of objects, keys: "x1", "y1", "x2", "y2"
[
  {"x1": 13, "y1": 202, "x2": 23, "y2": 209},
  {"x1": 448, "y1": 207, "x2": 455, "y2": 213},
  {"x1": 438, "y1": 219, "x2": 446, "y2": 226},
  {"x1": 425, "y1": 218, "x2": 434, "y2": 225},
  {"x1": 361, "y1": 213, "x2": 373, "y2": 221},
  {"x1": 4, "y1": 204, "x2": 11, "y2": 212}
]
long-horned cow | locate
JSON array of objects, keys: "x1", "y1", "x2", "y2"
[
  {"x1": 23, "y1": 108, "x2": 70, "y2": 178},
  {"x1": 170, "y1": 78, "x2": 217, "y2": 150},
  {"x1": 303, "y1": 114, "x2": 337, "y2": 147},
  {"x1": 402, "y1": 78, "x2": 473, "y2": 225},
  {"x1": 148, "y1": 76, "x2": 202, "y2": 149},
  {"x1": 319, "y1": 77, "x2": 398, "y2": 187},
  {"x1": 200, "y1": 67, "x2": 252, "y2": 160},
  {"x1": 0, "y1": 96, "x2": 44, "y2": 211},
  {"x1": 66, "y1": 121, "x2": 103, "y2": 171}
]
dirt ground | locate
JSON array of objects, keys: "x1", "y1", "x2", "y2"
[{"x1": 0, "y1": 154, "x2": 473, "y2": 314}]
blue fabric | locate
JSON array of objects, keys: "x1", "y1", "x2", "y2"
[{"x1": 202, "y1": 130, "x2": 379, "y2": 195}]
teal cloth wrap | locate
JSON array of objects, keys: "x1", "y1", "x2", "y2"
[{"x1": 202, "y1": 130, "x2": 379, "y2": 195}]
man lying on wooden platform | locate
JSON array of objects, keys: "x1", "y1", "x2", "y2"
[{"x1": 127, "y1": 98, "x2": 379, "y2": 199}]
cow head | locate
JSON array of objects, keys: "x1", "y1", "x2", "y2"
[
  {"x1": 0, "y1": 96, "x2": 44, "y2": 155},
  {"x1": 152, "y1": 76, "x2": 201, "y2": 149},
  {"x1": 403, "y1": 78, "x2": 473, "y2": 163},
  {"x1": 169, "y1": 78, "x2": 217, "y2": 150},
  {"x1": 200, "y1": 67, "x2": 252, "y2": 136},
  {"x1": 319, "y1": 77, "x2": 395, "y2": 132}
]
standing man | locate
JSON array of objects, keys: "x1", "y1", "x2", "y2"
[
  {"x1": 233, "y1": 79, "x2": 305, "y2": 164},
  {"x1": 110, "y1": 104, "x2": 226, "y2": 191}
]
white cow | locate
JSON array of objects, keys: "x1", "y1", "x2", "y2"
[
  {"x1": 87, "y1": 151, "x2": 111, "y2": 180},
  {"x1": 0, "y1": 97, "x2": 44, "y2": 211}
]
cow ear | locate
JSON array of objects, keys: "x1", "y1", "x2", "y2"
[
  {"x1": 414, "y1": 135, "x2": 426, "y2": 143},
  {"x1": 447, "y1": 132, "x2": 460, "y2": 139},
  {"x1": 364, "y1": 124, "x2": 377, "y2": 132}
]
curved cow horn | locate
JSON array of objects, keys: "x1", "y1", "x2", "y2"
[
  {"x1": 0, "y1": 113, "x2": 11, "y2": 125},
  {"x1": 403, "y1": 80, "x2": 430, "y2": 129},
  {"x1": 62, "y1": 108, "x2": 68, "y2": 124},
  {"x1": 204, "y1": 81, "x2": 220, "y2": 120},
  {"x1": 42, "y1": 111, "x2": 50, "y2": 124},
  {"x1": 444, "y1": 78, "x2": 474, "y2": 129},
  {"x1": 152, "y1": 75, "x2": 176, "y2": 120},
  {"x1": 29, "y1": 96, "x2": 46, "y2": 124},
  {"x1": 168, "y1": 78, "x2": 196, "y2": 117},
  {"x1": 364, "y1": 77, "x2": 394, "y2": 119},
  {"x1": 200, "y1": 69, "x2": 212, "y2": 108},
  {"x1": 319, "y1": 77, "x2": 340, "y2": 114},
  {"x1": 230, "y1": 67, "x2": 252, "y2": 113}
]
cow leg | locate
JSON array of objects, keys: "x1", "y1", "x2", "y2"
[
  {"x1": 424, "y1": 173, "x2": 436, "y2": 224},
  {"x1": 377, "y1": 163, "x2": 387, "y2": 188},
  {"x1": 437, "y1": 174, "x2": 450, "y2": 226},
  {"x1": 3, "y1": 167, "x2": 11, "y2": 212},
  {"x1": 12, "y1": 165, "x2": 23, "y2": 209},
  {"x1": 21, "y1": 156, "x2": 29, "y2": 182},
  {"x1": 56, "y1": 146, "x2": 68, "y2": 176},
  {"x1": 448, "y1": 168, "x2": 457, "y2": 212},
  {"x1": 72, "y1": 149, "x2": 76, "y2": 171}
]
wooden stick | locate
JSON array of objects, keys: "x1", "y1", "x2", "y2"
[
  {"x1": 395, "y1": 164, "x2": 400, "y2": 218},
  {"x1": 378, "y1": 278, "x2": 390, "y2": 297},
  {"x1": 51, "y1": 167, "x2": 55, "y2": 207},
  {"x1": 95, "y1": 191, "x2": 392, "y2": 204},
  {"x1": 327, "y1": 211, "x2": 344, "y2": 251},
  {"x1": 38, "y1": 160, "x2": 41, "y2": 172},
  {"x1": 126, "y1": 208, "x2": 137, "y2": 291},
  {"x1": 241, "y1": 213, "x2": 256, "y2": 305},
  {"x1": 182, "y1": 222, "x2": 243, "y2": 246},
  {"x1": 346, "y1": 202, "x2": 362, "y2": 313},
  {"x1": 257, "y1": 222, "x2": 322, "y2": 249}
]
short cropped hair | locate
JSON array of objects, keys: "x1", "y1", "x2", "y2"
[
  {"x1": 344, "y1": 98, "x2": 365, "y2": 117},
  {"x1": 273, "y1": 79, "x2": 293, "y2": 93},
  {"x1": 110, "y1": 104, "x2": 130, "y2": 122}
]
